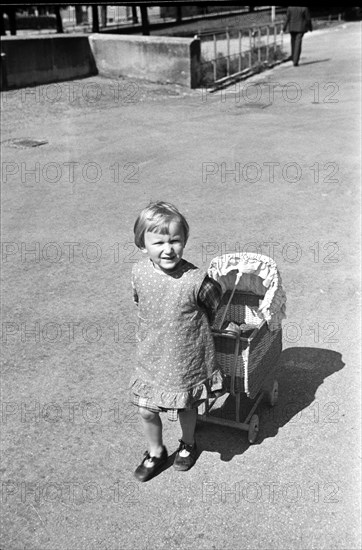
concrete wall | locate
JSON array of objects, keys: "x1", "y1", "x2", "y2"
[
  {"x1": 0, "y1": 33, "x2": 201, "y2": 90},
  {"x1": 88, "y1": 34, "x2": 201, "y2": 88},
  {"x1": 1, "y1": 35, "x2": 97, "y2": 89}
]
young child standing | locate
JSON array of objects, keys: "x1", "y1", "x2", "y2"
[{"x1": 130, "y1": 201, "x2": 224, "y2": 482}]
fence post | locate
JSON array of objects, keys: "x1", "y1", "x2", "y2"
[
  {"x1": 140, "y1": 5, "x2": 150, "y2": 35},
  {"x1": 176, "y1": 6, "x2": 182, "y2": 23},
  {"x1": 266, "y1": 25, "x2": 269, "y2": 62},
  {"x1": 226, "y1": 27, "x2": 230, "y2": 76},
  {"x1": 238, "y1": 30, "x2": 242, "y2": 72},
  {"x1": 257, "y1": 27, "x2": 261, "y2": 64},
  {"x1": 132, "y1": 6, "x2": 138, "y2": 24},
  {"x1": 100, "y1": 5, "x2": 107, "y2": 27},
  {"x1": 92, "y1": 5, "x2": 99, "y2": 33},
  {"x1": 55, "y1": 6, "x2": 63, "y2": 33},
  {"x1": 0, "y1": 52, "x2": 8, "y2": 90},
  {"x1": 274, "y1": 23, "x2": 277, "y2": 53},
  {"x1": 213, "y1": 33, "x2": 217, "y2": 81},
  {"x1": 249, "y1": 28, "x2": 252, "y2": 68}
]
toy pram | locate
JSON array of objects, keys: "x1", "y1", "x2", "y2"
[{"x1": 197, "y1": 253, "x2": 286, "y2": 443}]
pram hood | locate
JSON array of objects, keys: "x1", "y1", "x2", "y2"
[{"x1": 208, "y1": 253, "x2": 287, "y2": 330}]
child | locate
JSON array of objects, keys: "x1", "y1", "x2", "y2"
[{"x1": 130, "y1": 201, "x2": 224, "y2": 482}]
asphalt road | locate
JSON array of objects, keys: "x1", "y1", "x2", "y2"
[{"x1": 1, "y1": 21, "x2": 361, "y2": 550}]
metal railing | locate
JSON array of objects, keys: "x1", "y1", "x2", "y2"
[{"x1": 197, "y1": 20, "x2": 287, "y2": 87}]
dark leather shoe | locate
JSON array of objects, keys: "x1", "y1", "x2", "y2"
[
  {"x1": 173, "y1": 440, "x2": 197, "y2": 471},
  {"x1": 134, "y1": 447, "x2": 168, "y2": 482}
]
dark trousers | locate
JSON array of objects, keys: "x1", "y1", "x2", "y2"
[{"x1": 290, "y1": 32, "x2": 304, "y2": 65}]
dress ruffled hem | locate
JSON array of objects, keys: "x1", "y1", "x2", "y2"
[{"x1": 129, "y1": 370, "x2": 224, "y2": 409}]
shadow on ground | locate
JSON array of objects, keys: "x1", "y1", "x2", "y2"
[
  {"x1": 299, "y1": 58, "x2": 331, "y2": 65},
  {"x1": 195, "y1": 347, "x2": 345, "y2": 461}
]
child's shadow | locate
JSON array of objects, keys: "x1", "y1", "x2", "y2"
[{"x1": 196, "y1": 347, "x2": 345, "y2": 461}]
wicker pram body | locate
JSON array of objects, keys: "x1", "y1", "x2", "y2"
[
  {"x1": 212, "y1": 292, "x2": 282, "y2": 399},
  {"x1": 198, "y1": 253, "x2": 286, "y2": 442}
]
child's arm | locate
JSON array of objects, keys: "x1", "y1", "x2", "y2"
[{"x1": 197, "y1": 276, "x2": 222, "y2": 325}]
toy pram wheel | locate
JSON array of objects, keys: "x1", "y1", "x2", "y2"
[
  {"x1": 266, "y1": 380, "x2": 279, "y2": 407},
  {"x1": 248, "y1": 414, "x2": 259, "y2": 444}
]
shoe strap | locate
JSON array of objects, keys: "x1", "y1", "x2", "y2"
[
  {"x1": 179, "y1": 440, "x2": 194, "y2": 452},
  {"x1": 143, "y1": 451, "x2": 155, "y2": 463},
  {"x1": 143, "y1": 449, "x2": 165, "y2": 463}
]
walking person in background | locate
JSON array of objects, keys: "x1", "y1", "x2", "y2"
[{"x1": 283, "y1": 6, "x2": 313, "y2": 66}]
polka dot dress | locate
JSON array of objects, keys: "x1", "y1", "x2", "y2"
[{"x1": 130, "y1": 258, "x2": 223, "y2": 409}]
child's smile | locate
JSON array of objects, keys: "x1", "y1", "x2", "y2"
[{"x1": 141, "y1": 221, "x2": 185, "y2": 272}]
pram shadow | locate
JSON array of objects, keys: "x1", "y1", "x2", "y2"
[{"x1": 196, "y1": 347, "x2": 344, "y2": 462}]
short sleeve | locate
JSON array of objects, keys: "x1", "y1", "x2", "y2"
[{"x1": 197, "y1": 276, "x2": 222, "y2": 324}]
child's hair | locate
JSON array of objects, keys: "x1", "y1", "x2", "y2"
[{"x1": 134, "y1": 201, "x2": 189, "y2": 249}]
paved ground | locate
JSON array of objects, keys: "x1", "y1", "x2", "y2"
[{"x1": 1, "y1": 22, "x2": 361, "y2": 550}]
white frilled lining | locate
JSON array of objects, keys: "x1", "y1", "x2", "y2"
[{"x1": 208, "y1": 253, "x2": 287, "y2": 331}]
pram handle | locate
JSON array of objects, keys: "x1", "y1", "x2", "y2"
[{"x1": 217, "y1": 283, "x2": 238, "y2": 330}]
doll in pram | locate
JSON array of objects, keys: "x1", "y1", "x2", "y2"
[{"x1": 197, "y1": 252, "x2": 287, "y2": 443}]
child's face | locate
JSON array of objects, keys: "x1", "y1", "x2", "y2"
[{"x1": 141, "y1": 220, "x2": 185, "y2": 272}]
